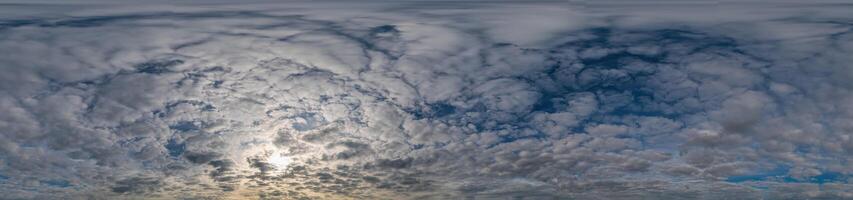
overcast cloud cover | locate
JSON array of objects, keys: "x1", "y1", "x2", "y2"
[{"x1": 1, "y1": 1, "x2": 853, "y2": 199}]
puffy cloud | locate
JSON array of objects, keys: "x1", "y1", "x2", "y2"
[{"x1": 1, "y1": 1, "x2": 852, "y2": 199}]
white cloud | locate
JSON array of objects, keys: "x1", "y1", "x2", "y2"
[{"x1": 1, "y1": 1, "x2": 852, "y2": 199}]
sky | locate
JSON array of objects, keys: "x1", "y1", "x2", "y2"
[{"x1": 0, "y1": 1, "x2": 852, "y2": 199}]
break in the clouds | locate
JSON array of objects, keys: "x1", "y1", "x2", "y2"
[{"x1": 1, "y1": 1, "x2": 853, "y2": 199}]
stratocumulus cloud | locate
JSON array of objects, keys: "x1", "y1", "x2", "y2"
[{"x1": 1, "y1": 1, "x2": 853, "y2": 199}]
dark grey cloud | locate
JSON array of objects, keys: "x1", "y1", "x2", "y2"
[{"x1": 1, "y1": 1, "x2": 852, "y2": 199}]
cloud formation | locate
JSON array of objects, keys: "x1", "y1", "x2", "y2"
[{"x1": 1, "y1": 1, "x2": 852, "y2": 199}]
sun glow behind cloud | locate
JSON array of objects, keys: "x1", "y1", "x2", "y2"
[{"x1": 268, "y1": 153, "x2": 291, "y2": 171}]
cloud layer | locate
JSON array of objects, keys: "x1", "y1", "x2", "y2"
[{"x1": 1, "y1": 1, "x2": 852, "y2": 199}]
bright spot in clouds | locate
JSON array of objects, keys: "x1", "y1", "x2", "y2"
[{"x1": 268, "y1": 153, "x2": 291, "y2": 171}]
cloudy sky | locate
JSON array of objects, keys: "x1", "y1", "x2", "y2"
[{"x1": 1, "y1": 1, "x2": 852, "y2": 199}]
